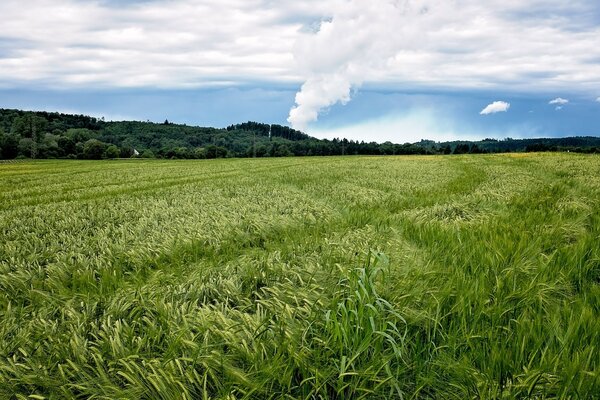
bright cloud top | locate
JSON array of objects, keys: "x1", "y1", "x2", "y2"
[
  {"x1": 549, "y1": 98, "x2": 569, "y2": 105},
  {"x1": 287, "y1": 0, "x2": 432, "y2": 129},
  {"x1": 596, "y1": 97, "x2": 600, "y2": 103},
  {"x1": 480, "y1": 101, "x2": 510, "y2": 115},
  {"x1": 286, "y1": 0, "x2": 600, "y2": 129}
]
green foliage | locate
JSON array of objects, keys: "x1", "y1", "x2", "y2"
[
  {"x1": 11, "y1": 114, "x2": 48, "y2": 138},
  {"x1": 141, "y1": 149, "x2": 155, "y2": 158},
  {"x1": 0, "y1": 131, "x2": 19, "y2": 159},
  {"x1": 272, "y1": 143, "x2": 292, "y2": 157},
  {"x1": 103, "y1": 144, "x2": 121, "y2": 159},
  {"x1": 57, "y1": 135, "x2": 76, "y2": 157},
  {"x1": 66, "y1": 128, "x2": 97, "y2": 143},
  {"x1": 204, "y1": 144, "x2": 228, "y2": 159},
  {"x1": 2, "y1": 108, "x2": 600, "y2": 160},
  {"x1": 82, "y1": 139, "x2": 106, "y2": 159},
  {"x1": 0, "y1": 154, "x2": 598, "y2": 398},
  {"x1": 453, "y1": 143, "x2": 471, "y2": 154},
  {"x1": 38, "y1": 133, "x2": 61, "y2": 158},
  {"x1": 17, "y1": 137, "x2": 34, "y2": 157}
]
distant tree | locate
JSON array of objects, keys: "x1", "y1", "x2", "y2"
[
  {"x1": 192, "y1": 148, "x2": 206, "y2": 159},
  {"x1": 255, "y1": 144, "x2": 269, "y2": 157},
  {"x1": 469, "y1": 144, "x2": 483, "y2": 154},
  {"x1": 141, "y1": 149, "x2": 155, "y2": 158},
  {"x1": 273, "y1": 143, "x2": 293, "y2": 157},
  {"x1": 453, "y1": 144, "x2": 470, "y2": 154},
  {"x1": 9, "y1": 115, "x2": 48, "y2": 158},
  {"x1": 3, "y1": 107, "x2": 600, "y2": 159},
  {"x1": 120, "y1": 146, "x2": 134, "y2": 158},
  {"x1": 172, "y1": 147, "x2": 191, "y2": 158},
  {"x1": 11, "y1": 114, "x2": 48, "y2": 138},
  {"x1": 379, "y1": 141, "x2": 394, "y2": 155},
  {"x1": 83, "y1": 139, "x2": 106, "y2": 159},
  {"x1": 38, "y1": 133, "x2": 60, "y2": 158},
  {"x1": 57, "y1": 136, "x2": 76, "y2": 157},
  {"x1": 526, "y1": 143, "x2": 550, "y2": 152},
  {"x1": 66, "y1": 128, "x2": 96, "y2": 143},
  {"x1": 205, "y1": 145, "x2": 228, "y2": 159},
  {"x1": 103, "y1": 144, "x2": 120, "y2": 159},
  {"x1": 0, "y1": 132, "x2": 19, "y2": 159},
  {"x1": 18, "y1": 138, "x2": 34, "y2": 157}
]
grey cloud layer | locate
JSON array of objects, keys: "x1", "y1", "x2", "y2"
[
  {"x1": 0, "y1": 0, "x2": 303, "y2": 87},
  {"x1": 0, "y1": 0, "x2": 599, "y2": 97}
]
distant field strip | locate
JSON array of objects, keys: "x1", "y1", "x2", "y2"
[{"x1": 0, "y1": 154, "x2": 599, "y2": 399}]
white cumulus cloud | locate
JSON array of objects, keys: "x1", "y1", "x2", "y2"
[
  {"x1": 549, "y1": 97, "x2": 569, "y2": 105},
  {"x1": 286, "y1": 0, "x2": 600, "y2": 130},
  {"x1": 480, "y1": 101, "x2": 510, "y2": 115},
  {"x1": 596, "y1": 97, "x2": 600, "y2": 103},
  {"x1": 288, "y1": 0, "x2": 418, "y2": 130}
]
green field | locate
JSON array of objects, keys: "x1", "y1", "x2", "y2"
[{"x1": 1, "y1": 154, "x2": 599, "y2": 399}]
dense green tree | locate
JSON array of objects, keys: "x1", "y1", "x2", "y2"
[
  {"x1": 57, "y1": 136, "x2": 77, "y2": 157},
  {"x1": 66, "y1": 128, "x2": 97, "y2": 143},
  {"x1": 0, "y1": 132, "x2": 19, "y2": 159},
  {"x1": 453, "y1": 144, "x2": 470, "y2": 154},
  {"x1": 204, "y1": 145, "x2": 228, "y2": 159},
  {"x1": 254, "y1": 144, "x2": 270, "y2": 157},
  {"x1": 120, "y1": 147, "x2": 135, "y2": 158},
  {"x1": 83, "y1": 139, "x2": 106, "y2": 160},
  {"x1": 141, "y1": 149, "x2": 155, "y2": 158},
  {"x1": 75, "y1": 142, "x2": 85, "y2": 158},
  {"x1": 103, "y1": 145, "x2": 120, "y2": 159},
  {"x1": 11, "y1": 115, "x2": 48, "y2": 138},
  {"x1": 191, "y1": 148, "x2": 206, "y2": 159},
  {"x1": 38, "y1": 133, "x2": 60, "y2": 158},
  {"x1": 380, "y1": 141, "x2": 395, "y2": 155},
  {"x1": 271, "y1": 143, "x2": 291, "y2": 157},
  {"x1": 18, "y1": 138, "x2": 34, "y2": 157}
]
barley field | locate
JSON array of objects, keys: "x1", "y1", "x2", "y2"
[{"x1": 0, "y1": 154, "x2": 599, "y2": 399}]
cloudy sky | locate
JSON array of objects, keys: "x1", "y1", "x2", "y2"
[{"x1": 1, "y1": 0, "x2": 600, "y2": 142}]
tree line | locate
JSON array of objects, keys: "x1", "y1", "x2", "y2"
[{"x1": 0, "y1": 108, "x2": 598, "y2": 160}]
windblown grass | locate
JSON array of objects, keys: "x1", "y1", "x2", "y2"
[{"x1": 0, "y1": 153, "x2": 598, "y2": 399}]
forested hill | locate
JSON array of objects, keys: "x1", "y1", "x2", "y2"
[{"x1": 0, "y1": 108, "x2": 599, "y2": 159}]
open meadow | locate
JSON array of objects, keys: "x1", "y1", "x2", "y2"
[{"x1": 0, "y1": 153, "x2": 599, "y2": 399}]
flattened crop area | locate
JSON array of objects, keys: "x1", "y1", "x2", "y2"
[{"x1": 1, "y1": 154, "x2": 599, "y2": 399}]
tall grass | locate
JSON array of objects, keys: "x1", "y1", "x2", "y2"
[{"x1": 0, "y1": 154, "x2": 598, "y2": 398}]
